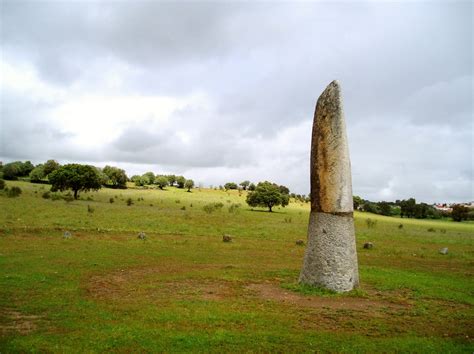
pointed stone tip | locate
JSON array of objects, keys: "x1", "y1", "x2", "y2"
[{"x1": 324, "y1": 80, "x2": 340, "y2": 93}]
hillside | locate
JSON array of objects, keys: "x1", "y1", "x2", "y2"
[{"x1": 1, "y1": 181, "x2": 473, "y2": 352}]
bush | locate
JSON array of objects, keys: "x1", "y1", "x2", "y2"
[
  {"x1": 51, "y1": 192, "x2": 63, "y2": 201},
  {"x1": 109, "y1": 197, "x2": 114, "y2": 203},
  {"x1": 228, "y1": 203, "x2": 241, "y2": 213},
  {"x1": 6, "y1": 186, "x2": 22, "y2": 198},
  {"x1": 0, "y1": 179, "x2": 5, "y2": 190},
  {"x1": 126, "y1": 198, "x2": 133, "y2": 206},
  {"x1": 42, "y1": 191, "x2": 51, "y2": 199},
  {"x1": 203, "y1": 202, "x2": 224, "y2": 214},
  {"x1": 63, "y1": 192, "x2": 74, "y2": 202},
  {"x1": 87, "y1": 205, "x2": 94, "y2": 213},
  {"x1": 366, "y1": 218, "x2": 377, "y2": 228}
]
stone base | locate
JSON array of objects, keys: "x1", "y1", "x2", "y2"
[{"x1": 299, "y1": 211, "x2": 359, "y2": 292}]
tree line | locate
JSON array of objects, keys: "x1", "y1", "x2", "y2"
[
  {"x1": 0, "y1": 160, "x2": 194, "y2": 199},
  {"x1": 353, "y1": 196, "x2": 473, "y2": 222}
]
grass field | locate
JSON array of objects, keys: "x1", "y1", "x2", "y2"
[{"x1": 1, "y1": 181, "x2": 473, "y2": 352}]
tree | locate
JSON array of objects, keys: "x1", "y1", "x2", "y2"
[
  {"x1": 48, "y1": 164, "x2": 102, "y2": 199},
  {"x1": 2, "y1": 162, "x2": 20, "y2": 180},
  {"x1": 399, "y1": 198, "x2": 416, "y2": 218},
  {"x1": 176, "y1": 176, "x2": 186, "y2": 188},
  {"x1": 451, "y1": 204, "x2": 469, "y2": 222},
  {"x1": 103, "y1": 165, "x2": 127, "y2": 188},
  {"x1": 29, "y1": 165, "x2": 45, "y2": 182},
  {"x1": 353, "y1": 196, "x2": 363, "y2": 210},
  {"x1": 278, "y1": 185, "x2": 290, "y2": 195},
  {"x1": 246, "y1": 181, "x2": 290, "y2": 212},
  {"x1": 377, "y1": 201, "x2": 393, "y2": 216},
  {"x1": 248, "y1": 183, "x2": 256, "y2": 191},
  {"x1": 240, "y1": 181, "x2": 250, "y2": 190},
  {"x1": 155, "y1": 175, "x2": 169, "y2": 190},
  {"x1": 224, "y1": 182, "x2": 238, "y2": 190},
  {"x1": 166, "y1": 174, "x2": 177, "y2": 187},
  {"x1": 142, "y1": 172, "x2": 155, "y2": 185},
  {"x1": 185, "y1": 179, "x2": 194, "y2": 192},
  {"x1": 43, "y1": 160, "x2": 60, "y2": 176}
]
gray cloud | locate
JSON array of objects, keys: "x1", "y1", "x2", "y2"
[{"x1": 0, "y1": 1, "x2": 472, "y2": 202}]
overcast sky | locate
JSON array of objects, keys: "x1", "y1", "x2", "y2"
[{"x1": 1, "y1": 0, "x2": 472, "y2": 202}]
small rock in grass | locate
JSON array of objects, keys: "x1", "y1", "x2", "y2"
[
  {"x1": 222, "y1": 234, "x2": 232, "y2": 243},
  {"x1": 138, "y1": 231, "x2": 147, "y2": 240},
  {"x1": 295, "y1": 239, "x2": 305, "y2": 246},
  {"x1": 63, "y1": 231, "x2": 71, "y2": 239},
  {"x1": 439, "y1": 247, "x2": 448, "y2": 255},
  {"x1": 363, "y1": 242, "x2": 373, "y2": 249}
]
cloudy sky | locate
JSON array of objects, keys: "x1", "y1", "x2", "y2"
[{"x1": 1, "y1": 0, "x2": 472, "y2": 202}]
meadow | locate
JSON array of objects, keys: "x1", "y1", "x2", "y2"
[{"x1": 1, "y1": 181, "x2": 473, "y2": 352}]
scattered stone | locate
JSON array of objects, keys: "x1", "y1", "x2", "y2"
[
  {"x1": 296, "y1": 239, "x2": 305, "y2": 246},
  {"x1": 137, "y1": 231, "x2": 147, "y2": 240},
  {"x1": 222, "y1": 234, "x2": 232, "y2": 243},
  {"x1": 63, "y1": 231, "x2": 71, "y2": 239},
  {"x1": 299, "y1": 80, "x2": 359, "y2": 293},
  {"x1": 439, "y1": 247, "x2": 448, "y2": 255},
  {"x1": 363, "y1": 242, "x2": 373, "y2": 249}
]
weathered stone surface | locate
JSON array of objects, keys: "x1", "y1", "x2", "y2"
[
  {"x1": 223, "y1": 234, "x2": 232, "y2": 243},
  {"x1": 299, "y1": 80, "x2": 359, "y2": 293},
  {"x1": 439, "y1": 247, "x2": 448, "y2": 255},
  {"x1": 363, "y1": 242, "x2": 373, "y2": 249}
]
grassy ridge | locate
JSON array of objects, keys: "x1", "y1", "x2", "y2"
[{"x1": 0, "y1": 181, "x2": 473, "y2": 352}]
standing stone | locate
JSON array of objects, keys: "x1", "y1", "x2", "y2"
[{"x1": 299, "y1": 80, "x2": 359, "y2": 293}]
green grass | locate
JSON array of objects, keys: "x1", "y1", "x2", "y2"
[{"x1": 0, "y1": 181, "x2": 473, "y2": 352}]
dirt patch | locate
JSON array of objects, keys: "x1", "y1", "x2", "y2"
[
  {"x1": 246, "y1": 282, "x2": 407, "y2": 311},
  {"x1": 0, "y1": 308, "x2": 42, "y2": 335},
  {"x1": 85, "y1": 264, "x2": 235, "y2": 302}
]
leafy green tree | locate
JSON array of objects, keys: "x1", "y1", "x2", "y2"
[
  {"x1": 167, "y1": 174, "x2": 177, "y2": 187},
  {"x1": 185, "y1": 179, "x2": 194, "y2": 192},
  {"x1": 142, "y1": 172, "x2": 155, "y2": 185},
  {"x1": 240, "y1": 181, "x2": 250, "y2": 190},
  {"x1": 176, "y1": 176, "x2": 186, "y2": 188},
  {"x1": 353, "y1": 196, "x2": 363, "y2": 210},
  {"x1": 399, "y1": 198, "x2": 416, "y2": 218},
  {"x1": 103, "y1": 165, "x2": 128, "y2": 188},
  {"x1": 20, "y1": 161, "x2": 35, "y2": 176},
  {"x1": 246, "y1": 181, "x2": 289, "y2": 212},
  {"x1": 224, "y1": 182, "x2": 238, "y2": 190},
  {"x1": 2, "y1": 162, "x2": 20, "y2": 180},
  {"x1": 48, "y1": 164, "x2": 102, "y2": 199},
  {"x1": 377, "y1": 201, "x2": 393, "y2": 216},
  {"x1": 155, "y1": 175, "x2": 169, "y2": 190},
  {"x1": 451, "y1": 204, "x2": 469, "y2": 222},
  {"x1": 43, "y1": 160, "x2": 60, "y2": 176},
  {"x1": 29, "y1": 165, "x2": 46, "y2": 182},
  {"x1": 278, "y1": 185, "x2": 290, "y2": 195},
  {"x1": 248, "y1": 183, "x2": 256, "y2": 191}
]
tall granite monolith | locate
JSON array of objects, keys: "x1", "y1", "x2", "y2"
[{"x1": 299, "y1": 80, "x2": 359, "y2": 293}]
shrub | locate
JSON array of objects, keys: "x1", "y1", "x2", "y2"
[
  {"x1": 63, "y1": 192, "x2": 74, "y2": 202},
  {"x1": 203, "y1": 202, "x2": 224, "y2": 214},
  {"x1": 6, "y1": 186, "x2": 22, "y2": 198},
  {"x1": 126, "y1": 198, "x2": 133, "y2": 206},
  {"x1": 228, "y1": 203, "x2": 241, "y2": 213},
  {"x1": 87, "y1": 205, "x2": 94, "y2": 213},
  {"x1": 0, "y1": 179, "x2": 5, "y2": 190},
  {"x1": 398, "y1": 224, "x2": 403, "y2": 229},
  {"x1": 42, "y1": 191, "x2": 51, "y2": 199},
  {"x1": 51, "y1": 192, "x2": 63, "y2": 201},
  {"x1": 366, "y1": 218, "x2": 377, "y2": 228},
  {"x1": 109, "y1": 197, "x2": 114, "y2": 203},
  {"x1": 427, "y1": 227, "x2": 436, "y2": 232}
]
